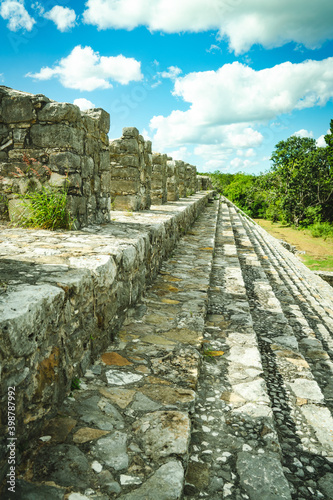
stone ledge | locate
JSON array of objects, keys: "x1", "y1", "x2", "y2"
[
  {"x1": 313, "y1": 270, "x2": 333, "y2": 287},
  {"x1": 0, "y1": 190, "x2": 215, "y2": 480}
]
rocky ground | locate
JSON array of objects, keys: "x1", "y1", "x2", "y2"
[{"x1": 5, "y1": 197, "x2": 333, "y2": 499}]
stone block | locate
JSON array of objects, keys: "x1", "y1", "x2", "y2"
[
  {"x1": 48, "y1": 172, "x2": 68, "y2": 188},
  {"x1": 49, "y1": 151, "x2": 81, "y2": 173},
  {"x1": 112, "y1": 179, "x2": 140, "y2": 195},
  {"x1": 119, "y1": 154, "x2": 140, "y2": 168},
  {"x1": 99, "y1": 150, "x2": 111, "y2": 171},
  {"x1": 101, "y1": 171, "x2": 112, "y2": 193},
  {"x1": 8, "y1": 197, "x2": 32, "y2": 223},
  {"x1": 81, "y1": 157, "x2": 94, "y2": 178},
  {"x1": 1, "y1": 93, "x2": 35, "y2": 123},
  {"x1": 145, "y1": 140, "x2": 152, "y2": 153},
  {"x1": 122, "y1": 127, "x2": 139, "y2": 138},
  {"x1": 111, "y1": 166, "x2": 140, "y2": 179},
  {"x1": 112, "y1": 194, "x2": 140, "y2": 211},
  {"x1": 38, "y1": 102, "x2": 81, "y2": 123},
  {"x1": 82, "y1": 108, "x2": 110, "y2": 135},
  {"x1": 30, "y1": 124, "x2": 84, "y2": 154}
]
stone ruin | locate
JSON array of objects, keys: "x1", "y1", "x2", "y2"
[
  {"x1": 0, "y1": 86, "x2": 213, "y2": 227},
  {"x1": 0, "y1": 86, "x2": 111, "y2": 228}
]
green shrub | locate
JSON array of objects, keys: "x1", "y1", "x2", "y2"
[{"x1": 309, "y1": 222, "x2": 333, "y2": 239}]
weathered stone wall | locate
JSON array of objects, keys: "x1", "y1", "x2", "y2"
[
  {"x1": 200, "y1": 175, "x2": 213, "y2": 190},
  {"x1": 197, "y1": 175, "x2": 203, "y2": 191},
  {"x1": 151, "y1": 152, "x2": 167, "y2": 205},
  {"x1": 0, "y1": 86, "x2": 111, "y2": 227},
  {"x1": 189, "y1": 165, "x2": 197, "y2": 194},
  {"x1": 0, "y1": 191, "x2": 215, "y2": 483},
  {"x1": 166, "y1": 158, "x2": 179, "y2": 201},
  {"x1": 177, "y1": 160, "x2": 186, "y2": 198},
  {"x1": 110, "y1": 127, "x2": 151, "y2": 211}
]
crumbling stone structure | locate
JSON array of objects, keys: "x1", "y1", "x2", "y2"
[
  {"x1": 166, "y1": 158, "x2": 179, "y2": 201},
  {"x1": 110, "y1": 127, "x2": 151, "y2": 211},
  {"x1": 0, "y1": 86, "x2": 111, "y2": 228},
  {"x1": 176, "y1": 160, "x2": 186, "y2": 198},
  {"x1": 151, "y1": 152, "x2": 167, "y2": 205},
  {"x1": 0, "y1": 87, "x2": 212, "y2": 228},
  {"x1": 201, "y1": 175, "x2": 213, "y2": 190}
]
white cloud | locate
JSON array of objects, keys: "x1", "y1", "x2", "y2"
[
  {"x1": 230, "y1": 157, "x2": 257, "y2": 171},
  {"x1": 167, "y1": 146, "x2": 191, "y2": 161},
  {"x1": 237, "y1": 148, "x2": 256, "y2": 157},
  {"x1": 292, "y1": 129, "x2": 314, "y2": 138},
  {"x1": 73, "y1": 98, "x2": 95, "y2": 111},
  {"x1": 0, "y1": 0, "x2": 35, "y2": 31},
  {"x1": 26, "y1": 45, "x2": 143, "y2": 91},
  {"x1": 82, "y1": 0, "x2": 333, "y2": 54},
  {"x1": 44, "y1": 6, "x2": 76, "y2": 32},
  {"x1": 316, "y1": 129, "x2": 330, "y2": 147},
  {"x1": 316, "y1": 135, "x2": 326, "y2": 147},
  {"x1": 149, "y1": 58, "x2": 333, "y2": 151},
  {"x1": 207, "y1": 44, "x2": 222, "y2": 53},
  {"x1": 0, "y1": 73, "x2": 4, "y2": 82},
  {"x1": 159, "y1": 66, "x2": 182, "y2": 80}
]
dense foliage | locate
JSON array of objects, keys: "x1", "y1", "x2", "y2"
[{"x1": 209, "y1": 120, "x2": 333, "y2": 231}]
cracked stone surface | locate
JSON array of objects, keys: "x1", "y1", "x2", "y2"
[{"x1": 4, "y1": 195, "x2": 333, "y2": 499}]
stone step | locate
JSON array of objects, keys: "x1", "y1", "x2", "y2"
[
  {"x1": 7, "y1": 199, "x2": 220, "y2": 499},
  {"x1": 184, "y1": 200, "x2": 292, "y2": 499},
  {"x1": 237, "y1": 205, "x2": 333, "y2": 407},
  {"x1": 184, "y1": 197, "x2": 333, "y2": 499},
  {"x1": 228, "y1": 200, "x2": 333, "y2": 499}
]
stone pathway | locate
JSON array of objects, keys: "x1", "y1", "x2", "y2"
[
  {"x1": 5, "y1": 196, "x2": 333, "y2": 499},
  {"x1": 184, "y1": 199, "x2": 333, "y2": 500}
]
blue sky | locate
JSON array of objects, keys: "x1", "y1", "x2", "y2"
[{"x1": 1, "y1": 0, "x2": 333, "y2": 174}]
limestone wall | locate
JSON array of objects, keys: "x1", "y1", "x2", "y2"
[
  {"x1": 177, "y1": 160, "x2": 186, "y2": 198},
  {"x1": 200, "y1": 175, "x2": 213, "y2": 190},
  {"x1": 151, "y1": 152, "x2": 167, "y2": 205},
  {"x1": 109, "y1": 127, "x2": 152, "y2": 211},
  {"x1": 0, "y1": 86, "x2": 111, "y2": 227},
  {"x1": 166, "y1": 158, "x2": 179, "y2": 201}
]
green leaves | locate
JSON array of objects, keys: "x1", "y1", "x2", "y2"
[{"x1": 206, "y1": 118, "x2": 333, "y2": 228}]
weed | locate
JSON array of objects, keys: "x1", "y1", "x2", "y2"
[
  {"x1": 111, "y1": 196, "x2": 117, "y2": 210},
  {"x1": 71, "y1": 377, "x2": 81, "y2": 390},
  {"x1": 9, "y1": 154, "x2": 74, "y2": 230}
]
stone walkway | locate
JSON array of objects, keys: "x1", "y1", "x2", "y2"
[{"x1": 6, "y1": 197, "x2": 333, "y2": 499}]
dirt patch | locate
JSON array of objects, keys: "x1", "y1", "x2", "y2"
[{"x1": 254, "y1": 219, "x2": 333, "y2": 271}]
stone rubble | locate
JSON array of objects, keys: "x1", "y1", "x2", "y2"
[{"x1": 1, "y1": 195, "x2": 333, "y2": 499}]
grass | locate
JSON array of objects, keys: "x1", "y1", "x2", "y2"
[
  {"x1": 17, "y1": 186, "x2": 74, "y2": 230},
  {"x1": 301, "y1": 255, "x2": 333, "y2": 272},
  {"x1": 255, "y1": 219, "x2": 333, "y2": 272}
]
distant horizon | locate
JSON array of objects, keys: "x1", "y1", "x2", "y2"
[{"x1": 1, "y1": 1, "x2": 333, "y2": 175}]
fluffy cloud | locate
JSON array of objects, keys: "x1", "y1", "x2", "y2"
[
  {"x1": 44, "y1": 6, "x2": 76, "y2": 32},
  {"x1": 150, "y1": 58, "x2": 333, "y2": 151},
  {"x1": 316, "y1": 129, "x2": 330, "y2": 147},
  {"x1": 0, "y1": 0, "x2": 35, "y2": 31},
  {"x1": 73, "y1": 98, "x2": 95, "y2": 111},
  {"x1": 292, "y1": 129, "x2": 314, "y2": 138},
  {"x1": 26, "y1": 45, "x2": 143, "y2": 91},
  {"x1": 82, "y1": 0, "x2": 333, "y2": 54}
]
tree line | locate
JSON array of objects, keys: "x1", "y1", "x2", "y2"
[{"x1": 209, "y1": 120, "x2": 333, "y2": 232}]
